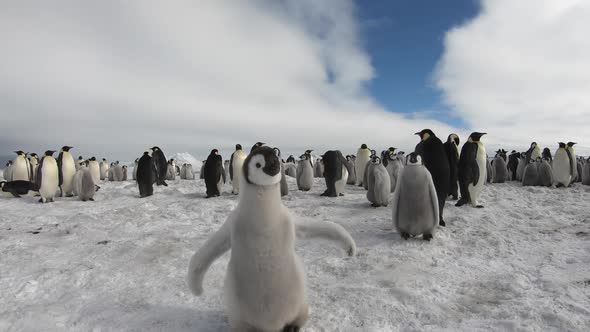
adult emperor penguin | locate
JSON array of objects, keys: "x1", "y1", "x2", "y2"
[
  {"x1": 537, "y1": 157, "x2": 554, "y2": 187},
  {"x1": 354, "y1": 144, "x2": 371, "y2": 187},
  {"x1": 553, "y1": 143, "x2": 573, "y2": 187},
  {"x1": 187, "y1": 146, "x2": 356, "y2": 332},
  {"x1": 542, "y1": 148, "x2": 552, "y2": 163},
  {"x1": 456, "y1": 132, "x2": 487, "y2": 208},
  {"x1": 296, "y1": 153, "x2": 314, "y2": 191},
  {"x1": 582, "y1": 157, "x2": 590, "y2": 185},
  {"x1": 230, "y1": 144, "x2": 247, "y2": 194},
  {"x1": 88, "y1": 157, "x2": 101, "y2": 184},
  {"x1": 525, "y1": 142, "x2": 542, "y2": 163},
  {"x1": 566, "y1": 142, "x2": 578, "y2": 181},
  {"x1": 151, "y1": 146, "x2": 168, "y2": 186},
  {"x1": 392, "y1": 153, "x2": 439, "y2": 241},
  {"x1": 99, "y1": 158, "x2": 109, "y2": 180},
  {"x1": 74, "y1": 161, "x2": 98, "y2": 201},
  {"x1": 366, "y1": 156, "x2": 391, "y2": 207},
  {"x1": 204, "y1": 149, "x2": 225, "y2": 198},
  {"x1": 11, "y1": 151, "x2": 31, "y2": 181},
  {"x1": 137, "y1": 151, "x2": 154, "y2": 197},
  {"x1": 57, "y1": 146, "x2": 76, "y2": 197},
  {"x1": 443, "y1": 134, "x2": 460, "y2": 199},
  {"x1": 29, "y1": 153, "x2": 39, "y2": 183},
  {"x1": 414, "y1": 129, "x2": 450, "y2": 226},
  {"x1": 522, "y1": 159, "x2": 539, "y2": 186},
  {"x1": 35, "y1": 150, "x2": 59, "y2": 203},
  {"x1": 321, "y1": 150, "x2": 352, "y2": 197},
  {"x1": 492, "y1": 150, "x2": 508, "y2": 183},
  {"x1": 507, "y1": 151, "x2": 520, "y2": 181}
]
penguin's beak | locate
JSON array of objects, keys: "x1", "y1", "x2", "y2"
[{"x1": 414, "y1": 132, "x2": 421, "y2": 136}]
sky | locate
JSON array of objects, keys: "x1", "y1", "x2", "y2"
[{"x1": 1, "y1": 0, "x2": 589, "y2": 161}]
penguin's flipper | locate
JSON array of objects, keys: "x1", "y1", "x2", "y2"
[
  {"x1": 35, "y1": 157, "x2": 44, "y2": 191},
  {"x1": 188, "y1": 217, "x2": 232, "y2": 296},
  {"x1": 11, "y1": 191, "x2": 21, "y2": 198},
  {"x1": 229, "y1": 152, "x2": 234, "y2": 181},
  {"x1": 295, "y1": 219, "x2": 356, "y2": 256},
  {"x1": 470, "y1": 163, "x2": 480, "y2": 186},
  {"x1": 57, "y1": 152, "x2": 64, "y2": 186}
]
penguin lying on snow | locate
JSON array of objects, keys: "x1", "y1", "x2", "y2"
[
  {"x1": 0, "y1": 180, "x2": 38, "y2": 198},
  {"x1": 187, "y1": 146, "x2": 356, "y2": 332}
]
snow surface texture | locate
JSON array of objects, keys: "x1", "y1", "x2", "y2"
[{"x1": 1, "y1": 175, "x2": 589, "y2": 331}]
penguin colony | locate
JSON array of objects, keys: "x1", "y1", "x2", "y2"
[{"x1": 2, "y1": 136, "x2": 588, "y2": 331}]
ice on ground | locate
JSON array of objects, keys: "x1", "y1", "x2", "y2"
[
  {"x1": 0, "y1": 177, "x2": 589, "y2": 331},
  {"x1": 170, "y1": 152, "x2": 203, "y2": 169}
]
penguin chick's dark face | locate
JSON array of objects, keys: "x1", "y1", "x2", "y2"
[
  {"x1": 371, "y1": 156, "x2": 381, "y2": 165},
  {"x1": 448, "y1": 133, "x2": 460, "y2": 146},
  {"x1": 406, "y1": 152, "x2": 422, "y2": 165},
  {"x1": 468, "y1": 132, "x2": 487, "y2": 142},
  {"x1": 243, "y1": 146, "x2": 281, "y2": 186},
  {"x1": 415, "y1": 129, "x2": 435, "y2": 141}
]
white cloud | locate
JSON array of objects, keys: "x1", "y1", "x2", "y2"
[
  {"x1": 0, "y1": 0, "x2": 460, "y2": 160},
  {"x1": 436, "y1": 0, "x2": 590, "y2": 155}
]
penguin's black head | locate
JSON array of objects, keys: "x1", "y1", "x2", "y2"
[
  {"x1": 61, "y1": 146, "x2": 73, "y2": 152},
  {"x1": 388, "y1": 147, "x2": 396, "y2": 152},
  {"x1": 406, "y1": 152, "x2": 422, "y2": 165},
  {"x1": 0, "y1": 181, "x2": 6, "y2": 189},
  {"x1": 6, "y1": 161, "x2": 11, "y2": 166},
  {"x1": 236, "y1": 144, "x2": 242, "y2": 150},
  {"x1": 304, "y1": 149, "x2": 313, "y2": 154},
  {"x1": 370, "y1": 149, "x2": 377, "y2": 157},
  {"x1": 152, "y1": 146, "x2": 160, "y2": 151},
  {"x1": 102, "y1": 158, "x2": 106, "y2": 161},
  {"x1": 371, "y1": 156, "x2": 381, "y2": 164},
  {"x1": 210, "y1": 149, "x2": 219, "y2": 155},
  {"x1": 447, "y1": 134, "x2": 460, "y2": 146},
  {"x1": 468, "y1": 132, "x2": 487, "y2": 142},
  {"x1": 78, "y1": 156, "x2": 83, "y2": 160},
  {"x1": 14, "y1": 150, "x2": 25, "y2": 156},
  {"x1": 415, "y1": 129, "x2": 435, "y2": 141},
  {"x1": 558, "y1": 142, "x2": 566, "y2": 148},
  {"x1": 273, "y1": 147, "x2": 281, "y2": 157},
  {"x1": 567, "y1": 142, "x2": 577, "y2": 147},
  {"x1": 30, "y1": 153, "x2": 37, "y2": 157},
  {"x1": 90, "y1": 156, "x2": 96, "y2": 161},
  {"x1": 530, "y1": 142, "x2": 537, "y2": 148},
  {"x1": 44, "y1": 150, "x2": 56, "y2": 156},
  {"x1": 360, "y1": 144, "x2": 367, "y2": 149},
  {"x1": 243, "y1": 146, "x2": 281, "y2": 186}
]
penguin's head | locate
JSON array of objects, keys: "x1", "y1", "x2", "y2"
[
  {"x1": 360, "y1": 144, "x2": 367, "y2": 149},
  {"x1": 251, "y1": 142, "x2": 266, "y2": 153},
  {"x1": 44, "y1": 150, "x2": 56, "y2": 157},
  {"x1": 415, "y1": 129, "x2": 435, "y2": 141},
  {"x1": 468, "y1": 132, "x2": 487, "y2": 142},
  {"x1": 102, "y1": 158, "x2": 106, "y2": 161},
  {"x1": 61, "y1": 146, "x2": 73, "y2": 152},
  {"x1": 370, "y1": 149, "x2": 377, "y2": 157},
  {"x1": 304, "y1": 149, "x2": 313, "y2": 155},
  {"x1": 406, "y1": 152, "x2": 422, "y2": 166},
  {"x1": 567, "y1": 142, "x2": 577, "y2": 147},
  {"x1": 388, "y1": 150, "x2": 397, "y2": 160},
  {"x1": 447, "y1": 133, "x2": 460, "y2": 146},
  {"x1": 558, "y1": 142, "x2": 566, "y2": 149},
  {"x1": 210, "y1": 149, "x2": 219, "y2": 156},
  {"x1": 530, "y1": 142, "x2": 537, "y2": 148},
  {"x1": 14, "y1": 150, "x2": 25, "y2": 156},
  {"x1": 152, "y1": 146, "x2": 160, "y2": 152},
  {"x1": 90, "y1": 156, "x2": 96, "y2": 161},
  {"x1": 236, "y1": 144, "x2": 242, "y2": 150},
  {"x1": 273, "y1": 147, "x2": 281, "y2": 158},
  {"x1": 0, "y1": 181, "x2": 6, "y2": 189},
  {"x1": 243, "y1": 146, "x2": 281, "y2": 186},
  {"x1": 78, "y1": 156, "x2": 83, "y2": 160},
  {"x1": 144, "y1": 150, "x2": 153, "y2": 157},
  {"x1": 370, "y1": 156, "x2": 381, "y2": 165}
]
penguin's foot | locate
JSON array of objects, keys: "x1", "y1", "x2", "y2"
[
  {"x1": 455, "y1": 199, "x2": 466, "y2": 207},
  {"x1": 439, "y1": 220, "x2": 446, "y2": 227},
  {"x1": 401, "y1": 232, "x2": 410, "y2": 240},
  {"x1": 66, "y1": 194, "x2": 74, "y2": 197},
  {"x1": 283, "y1": 325, "x2": 300, "y2": 332},
  {"x1": 451, "y1": 195, "x2": 458, "y2": 200},
  {"x1": 476, "y1": 205, "x2": 484, "y2": 208},
  {"x1": 371, "y1": 203, "x2": 379, "y2": 208},
  {"x1": 11, "y1": 192, "x2": 21, "y2": 198},
  {"x1": 339, "y1": 193, "x2": 344, "y2": 196},
  {"x1": 38, "y1": 198, "x2": 44, "y2": 203},
  {"x1": 423, "y1": 233, "x2": 433, "y2": 241},
  {"x1": 89, "y1": 198, "x2": 94, "y2": 201}
]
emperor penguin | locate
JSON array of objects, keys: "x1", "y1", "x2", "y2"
[
  {"x1": 3, "y1": 161, "x2": 13, "y2": 181},
  {"x1": 122, "y1": 165, "x2": 128, "y2": 181},
  {"x1": 566, "y1": 142, "x2": 578, "y2": 181},
  {"x1": 151, "y1": 146, "x2": 168, "y2": 186},
  {"x1": 321, "y1": 150, "x2": 352, "y2": 197},
  {"x1": 284, "y1": 163, "x2": 297, "y2": 178},
  {"x1": 57, "y1": 146, "x2": 76, "y2": 197},
  {"x1": 88, "y1": 157, "x2": 101, "y2": 184},
  {"x1": 345, "y1": 155, "x2": 356, "y2": 185},
  {"x1": 136, "y1": 151, "x2": 154, "y2": 197},
  {"x1": 582, "y1": 157, "x2": 590, "y2": 185},
  {"x1": 492, "y1": 150, "x2": 508, "y2": 183},
  {"x1": 11, "y1": 151, "x2": 31, "y2": 181},
  {"x1": 29, "y1": 153, "x2": 39, "y2": 183},
  {"x1": 108, "y1": 163, "x2": 115, "y2": 181},
  {"x1": 366, "y1": 156, "x2": 391, "y2": 207},
  {"x1": 184, "y1": 164, "x2": 195, "y2": 180},
  {"x1": 542, "y1": 148, "x2": 552, "y2": 163},
  {"x1": 199, "y1": 161, "x2": 206, "y2": 180},
  {"x1": 507, "y1": 151, "x2": 520, "y2": 181},
  {"x1": 273, "y1": 148, "x2": 289, "y2": 197},
  {"x1": 286, "y1": 155, "x2": 296, "y2": 164},
  {"x1": 363, "y1": 150, "x2": 378, "y2": 190},
  {"x1": 383, "y1": 148, "x2": 401, "y2": 193},
  {"x1": 99, "y1": 159, "x2": 109, "y2": 180},
  {"x1": 392, "y1": 153, "x2": 439, "y2": 241},
  {"x1": 552, "y1": 142, "x2": 573, "y2": 187},
  {"x1": 187, "y1": 146, "x2": 356, "y2": 332},
  {"x1": 537, "y1": 157, "x2": 554, "y2": 187},
  {"x1": 314, "y1": 158, "x2": 324, "y2": 178},
  {"x1": 354, "y1": 144, "x2": 371, "y2": 187},
  {"x1": 132, "y1": 158, "x2": 139, "y2": 180},
  {"x1": 296, "y1": 153, "x2": 314, "y2": 191},
  {"x1": 443, "y1": 134, "x2": 460, "y2": 199},
  {"x1": 204, "y1": 149, "x2": 225, "y2": 198},
  {"x1": 1, "y1": 180, "x2": 38, "y2": 198},
  {"x1": 180, "y1": 164, "x2": 187, "y2": 179},
  {"x1": 522, "y1": 159, "x2": 539, "y2": 186},
  {"x1": 35, "y1": 150, "x2": 59, "y2": 203},
  {"x1": 525, "y1": 142, "x2": 541, "y2": 163},
  {"x1": 75, "y1": 156, "x2": 84, "y2": 171},
  {"x1": 486, "y1": 158, "x2": 494, "y2": 183},
  {"x1": 516, "y1": 153, "x2": 527, "y2": 182},
  {"x1": 414, "y1": 129, "x2": 450, "y2": 226},
  {"x1": 456, "y1": 132, "x2": 487, "y2": 208},
  {"x1": 74, "y1": 161, "x2": 98, "y2": 201},
  {"x1": 166, "y1": 160, "x2": 176, "y2": 181},
  {"x1": 113, "y1": 163, "x2": 125, "y2": 181},
  {"x1": 229, "y1": 144, "x2": 247, "y2": 194},
  {"x1": 250, "y1": 142, "x2": 266, "y2": 153}
]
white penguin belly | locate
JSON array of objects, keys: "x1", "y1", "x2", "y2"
[
  {"x1": 40, "y1": 162, "x2": 59, "y2": 200},
  {"x1": 552, "y1": 151, "x2": 571, "y2": 186},
  {"x1": 12, "y1": 157, "x2": 30, "y2": 181},
  {"x1": 231, "y1": 154, "x2": 246, "y2": 193},
  {"x1": 468, "y1": 145, "x2": 487, "y2": 206},
  {"x1": 335, "y1": 166, "x2": 348, "y2": 195},
  {"x1": 61, "y1": 157, "x2": 76, "y2": 195},
  {"x1": 89, "y1": 162, "x2": 100, "y2": 184}
]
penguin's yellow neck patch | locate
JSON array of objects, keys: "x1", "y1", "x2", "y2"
[
  {"x1": 468, "y1": 137, "x2": 473, "y2": 142},
  {"x1": 422, "y1": 133, "x2": 430, "y2": 141}
]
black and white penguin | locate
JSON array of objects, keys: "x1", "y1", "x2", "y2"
[
  {"x1": 296, "y1": 153, "x2": 314, "y2": 191},
  {"x1": 566, "y1": 142, "x2": 578, "y2": 182},
  {"x1": 354, "y1": 144, "x2": 371, "y2": 187},
  {"x1": 28, "y1": 153, "x2": 39, "y2": 183},
  {"x1": 74, "y1": 161, "x2": 98, "y2": 201},
  {"x1": 88, "y1": 157, "x2": 101, "y2": 184},
  {"x1": 525, "y1": 142, "x2": 541, "y2": 163},
  {"x1": 273, "y1": 148, "x2": 289, "y2": 197},
  {"x1": 321, "y1": 150, "x2": 352, "y2": 197},
  {"x1": 137, "y1": 151, "x2": 154, "y2": 198},
  {"x1": 286, "y1": 155, "x2": 296, "y2": 164},
  {"x1": 57, "y1": 146, "x2": 76, "y2": 197},
  {"x1": 383, "y1": 148, "x2": 401, "y2": 193},
  {"x1": 0, "y1": 180, "x2": 38, "y2": 198},
  {"x1": 414, "y1": 129, "x2": 450, "y2": 226},
  {"x1": 345, "y1": 155, "x2": 356, "y2": 185},
  {"x1": 542, "y1": 148, "x2": 552, "y2": 163},
  {"x1": 250, "y1": 142, "x2": 266, "y2": 153},
  {"x1": 229, "y1": 144, "x2": 247, "y2": 194},
  {"x1": 553, "y1": 142, "x2": 573, "y2": 187},
  {"x1": 522, "y1": 158, "x2": 539, "y2": 186},
  {"x1": 35, "y1": 150, "x2": 59, "y2": 203},
  {"x1": 11, "y1": 151, "x2": 31, "y2": 181},
  {"x1": 151, "y1": 146, "x2": 168, "y2": 186},
  {"x1": 75, "y1": 156, "x2": 84, "y2": 171},
  {"x1": 492, "y1": 150, "x2": 508, "y2": 183},
  {"x1": 507, "y1": 151, "x2": 520, "y2": 181},
  {"x1": 100, "y1": 158, "x2": 109, "y2": 180},
  {"x1": 443, "y1": 134, "x2": 460, "y2": 199},
  {"x1": 456, "y1": 132, "x2": 487, "y2": 208},
  {"x1": 366, "y1": 156, "x2": 391, "y2": 207},
  {"x1": 363, "y1": 149, "x2": 378, "y2": 190},
  {"x1": 204, "y1": 149, "x2": 225, "y2": 198}
]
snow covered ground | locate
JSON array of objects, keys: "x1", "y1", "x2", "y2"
[{"x1": 1, "y1": 173, "x2": 589, "y2": 331}]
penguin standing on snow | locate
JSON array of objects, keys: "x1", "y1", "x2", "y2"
[
  {"x1": 296, "y1": 153, "x2": 314, "y2": 191},
  {"x1": 522, "y1": 158, "x2": 539, "y2": 186},
  {"x1": 346, "y1": 155, "x2": 356, "y2": 185},
  {"x1": 542, "y1": 148, "x2": 552, "y2": 163},
  {"x1": 507, "y1": 151, "x2": 520, "y2": 181},
  {"x1": 582, "y1": 157, "x2": 590, "y2": 185},
  {"x1": 100, "y1": 159, "x2": 109, "y2": 180},
  {"x1": 57, "y1": 146, "x2": 76, "y2": 197},
  {"x1": 366, "y1": 156, "x2": 391, "y2": 207},
  {"x1": 552, "y1": 142, "x2": 573, "y2": 187},
  {"x1": 88, "y1": 157, "x2": 101, "y2": 184},
  {"x1": 537, "y1": 157, "x2": 554, "y2": 187},
  {"x1": 414, "y1": 129, "x2": 450, "y2": 226},
  {"x1": 11, "y1": 151, "x2": 31, "y2": 181},
  {"x1": 204, "y1": 149, "x2": 225, "y2": 198},
  {"x1": 74, "y1": 161, "x2": 98, "y2": 201},
  {"x1": 566, "y1": 142, "x2": 578, "y2": 181},
  {"x1": 273, "y1": 148, "x2": 289, "y2": 197},
  {"x1": 29, "y1": 153, "x2": 39, "y2": 183},
  {"x1": 229, "y1": 144, "x2": 247, "y2": 194},
  {"x1": 456, "y1": 132, "x2": 487, "y2": 208},
  {"x1": 137, "y1": 151, "x2": 154, "y2": 198},
  {"x1": 35, "y1": 150, "x2": 59, "y2": 203},
  {"x1": 321, "y1": 150, "x2": 352, "y2": 197},
  {"x1": 363, "y1": 150, "x2": 378, "y2": 190},
  {"x1": 151, "y1": 146, "x2": 168, "y2": 186},
  {"x1": 525, "y1": 142, "x2": 541, "y2": 163},
  {"x1": 516, "y1": 153, "x2": 527, "y2": 182},
  {"x1": 443, "y1": 134, "x2": 460, "y2": 199},
  {"x1": 383, "y1": 148, "x2": 401, "y2": 193},
  {"x1": 354, "y1": 144, "x2": 371, "y2": 187},
  {"x1": 492, "y1": 150, "x2": 508, "y2": 183}
]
